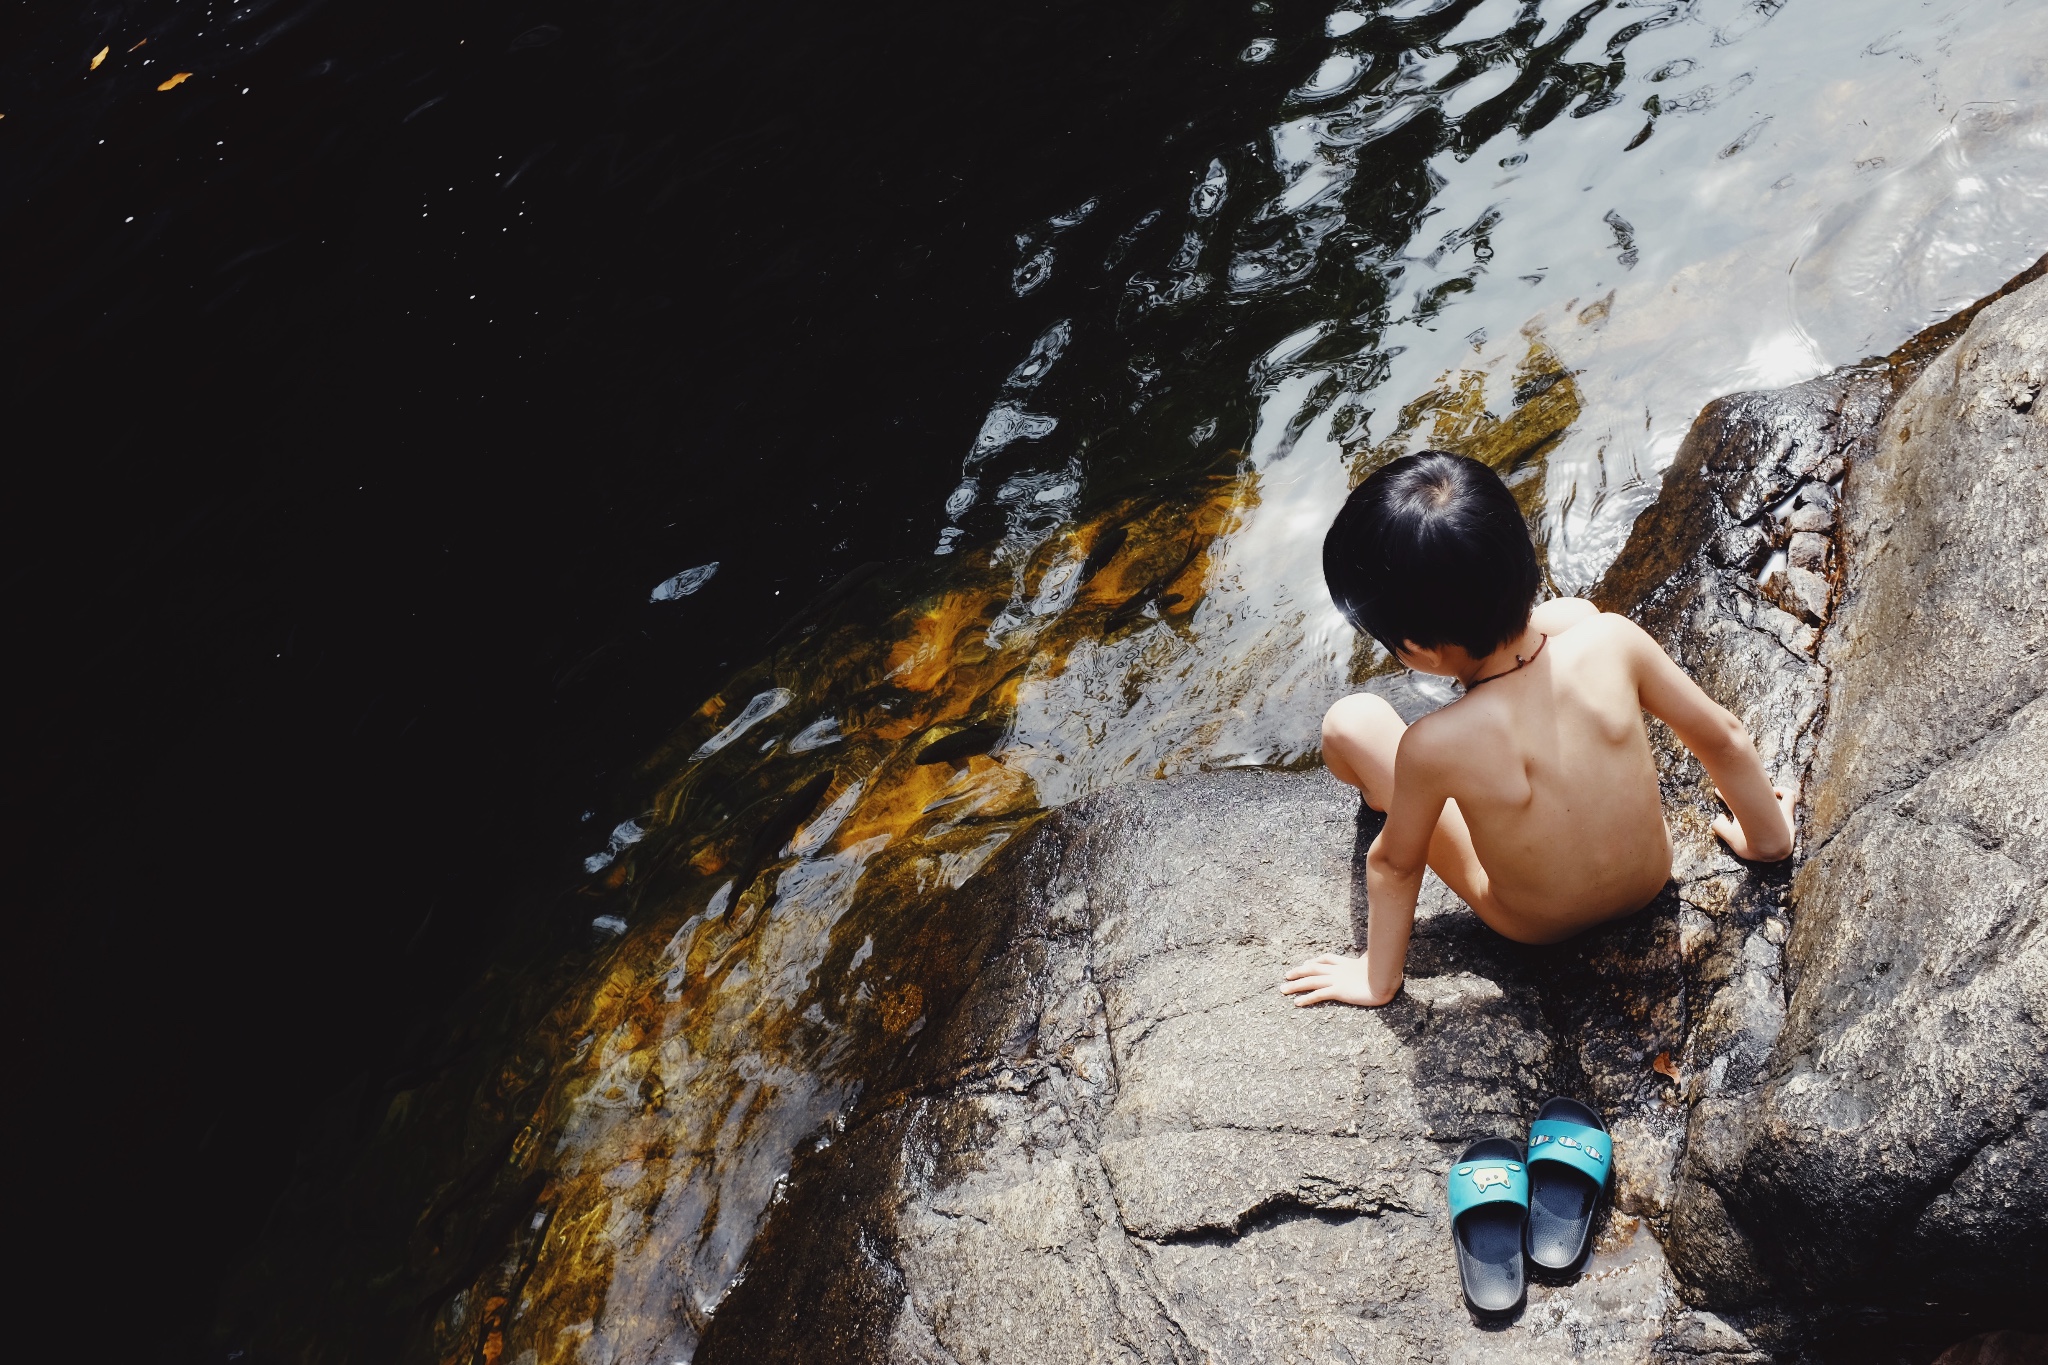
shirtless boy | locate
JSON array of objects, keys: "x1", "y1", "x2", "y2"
[{"x1": 1283, "y1": 450, "x2": 1796, "y2": 1010}]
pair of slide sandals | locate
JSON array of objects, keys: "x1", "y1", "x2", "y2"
[{"x1": 1447, "y1": 1097, "x2": 1611, "y2": 1315}]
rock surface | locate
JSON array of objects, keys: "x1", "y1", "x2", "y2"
[
  {"x1": 1666, "y1": 271, "x2": 2048, "y2": 1308},
  {"x1": 694, "y1": 271, "x2": 2048, "y2": 1363},
  {"x1": 698, "y1": 766, "x2": 1717, "y2": 1364}
]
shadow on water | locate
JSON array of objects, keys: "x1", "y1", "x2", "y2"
[{"x1": 4, "y1": 0, "x2": 2045, "y2": 1360}]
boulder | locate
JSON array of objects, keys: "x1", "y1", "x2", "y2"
[
  {"x1": 1930, "y1": 1334, "x2": 2048, "y2": 1365},
  {"x1": 1667, "y1": 271, "x2": 2048, "y2": 1307}
]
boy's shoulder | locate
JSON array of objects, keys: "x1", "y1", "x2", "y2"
[
  {"x1": 1395, "y1": 702, "x2": 1478, "y2": 781},
  {"x1": 1543, "y1": 611, "x2": 1660, "y2": 695},
  {"x1": 1566, "y1": 607, "x2": 1655, "y2": 655},
  {"x1": 1402, "y1": 609, "x2": 1649, "y2": 758},
  {"x1": 1537, "y1": 604, "x2": 1653, "y2": 660},
  {"x1": 1533, "y1": 598, "x2": 1658, "y2": 651},
  {"x1": 1530, "y1": 596, "x2": 1602, "y2": 635},
  {"x1": 1400, "y1": 672, "x2": 1508, "y2": 761}
]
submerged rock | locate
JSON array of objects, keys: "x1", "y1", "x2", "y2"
[{"x1": 693, "y1": 268, "x2": 2048, "y2": 1362}]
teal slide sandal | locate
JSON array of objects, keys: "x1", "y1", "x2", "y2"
[
  {"x1": 1448, "y1": 1138, "x2": 1528, "y2": 1315},
  {"x1": 1525, "y1": 1097, "x2": 1613, "y2": 1270}
]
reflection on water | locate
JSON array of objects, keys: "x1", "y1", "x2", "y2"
[
  {"x1": 1796, "y1": 100, "x2": 2048, "y2": 362},
  {"x1": 230, "y1": 2, "x2": 2048, "y2": 1360},
  {"x1": 395, "y1": 483, "x2": 1246, "y2": 1363}
]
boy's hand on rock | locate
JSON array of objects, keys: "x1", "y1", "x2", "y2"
[
  {"x1": 1281, "y1": 953, "x2": 1399, "y2": 1008},
  {"x1": 1710, "y1": 782, "x2": 1799, "y2": 862}
]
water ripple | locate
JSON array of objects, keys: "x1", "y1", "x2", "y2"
[{"x1": 1794, "y1": 100, "x2": 2048, "y2": 362}]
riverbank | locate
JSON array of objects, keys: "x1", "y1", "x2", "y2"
[{"x1": 685, "y1": 263, "x2": 2047, "y2": 1364}]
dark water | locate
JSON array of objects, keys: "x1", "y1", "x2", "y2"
[
  {"x1": 1, "y1": 0, "x2": 1277, "y2": 1355},
  {"x1": 4, "y1": 0, "x2": 2042, "y2": 1359}
]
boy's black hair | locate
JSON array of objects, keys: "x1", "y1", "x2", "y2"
[{"x1": 1322, "y1": 450, "x2": 1540, "y2": 660}]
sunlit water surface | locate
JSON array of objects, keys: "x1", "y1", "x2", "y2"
[{"x1": 241, "y1": 3, "x2": 2048, "y2": 1361}]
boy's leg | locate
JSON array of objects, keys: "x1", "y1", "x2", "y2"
[
  {"x1": 1321, "y1": 692, "x2": 1402, "y2": 809},
  {"x1": 1321, "y1": 693, "x2": 1501, "y2": 917}
]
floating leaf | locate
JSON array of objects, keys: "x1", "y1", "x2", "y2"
[
  {"x1": 129, "y1": 39, "x2": 148, "y2": 52},
  {"x1": 91, "y1": 46, "x2": 109, "y2": 70},
  {"x1": 157, "y1": 71, "x2": 191, "y2": 91},
  {"x1": 1652, "y1": 1051, "x2": 1680, "y2": 1081}
]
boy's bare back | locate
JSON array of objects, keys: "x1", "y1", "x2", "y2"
[
  {"x1": 1292, "y1": 601, "x2": 1795, "y2": 1008},
  {"x1": 1290, "y1": 452, "x2": 1795, "y2": 1010},
  {"x1": 1399, "y1": 604, "x2": 1694, "y2": 942},
  {"x1": 1400, "y1": 605, "x2": 1671, "y2": 941}
]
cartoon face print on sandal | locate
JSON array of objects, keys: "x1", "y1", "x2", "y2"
[{"x1": 1455, "y1": 1161, "x2": 1525, "y2": 1193}]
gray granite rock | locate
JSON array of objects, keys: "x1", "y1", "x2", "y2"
[
  {"x1": 1674, "y1": 275, "x2": 2048, "y2": 1307},
  {"x1": 698, "y1": 766, "x2": 1732, "y2": 1364}
]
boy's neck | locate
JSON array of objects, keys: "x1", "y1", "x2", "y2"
[{"x1": 1460, "y1": 622, "x2": 1545, "y2": 687}]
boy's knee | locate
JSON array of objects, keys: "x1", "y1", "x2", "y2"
[{"x1": 1323, "y1": 691, "x2": 1399, "y2": 743}]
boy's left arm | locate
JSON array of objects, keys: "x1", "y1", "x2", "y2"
[{"x1": 1618, "y1": 615, "x2": 1796, "y2": 861}]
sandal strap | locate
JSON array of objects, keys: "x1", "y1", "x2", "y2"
[
  {"x1": 1528, "y1": 1119, "x2": 1612, "y2": 1184},
  {"x1": 1447, "y1": 1158, "x2": 1529, "y2": 1219}
]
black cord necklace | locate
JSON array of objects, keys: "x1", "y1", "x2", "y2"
[{"x1": 1464, "y1": 631, "x2": 1546, "y2": 689}]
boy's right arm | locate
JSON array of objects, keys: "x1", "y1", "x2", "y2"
[
  {"x1": 1361, "y1": 735, "x2": 1444, "y2": 1000},
  {"x1": 1618, "y1": 616, "x2": 1796, "y2": 861},
  {"x1": 1282, "y1": 726, "x2": 1442, "y2": 1007}
]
